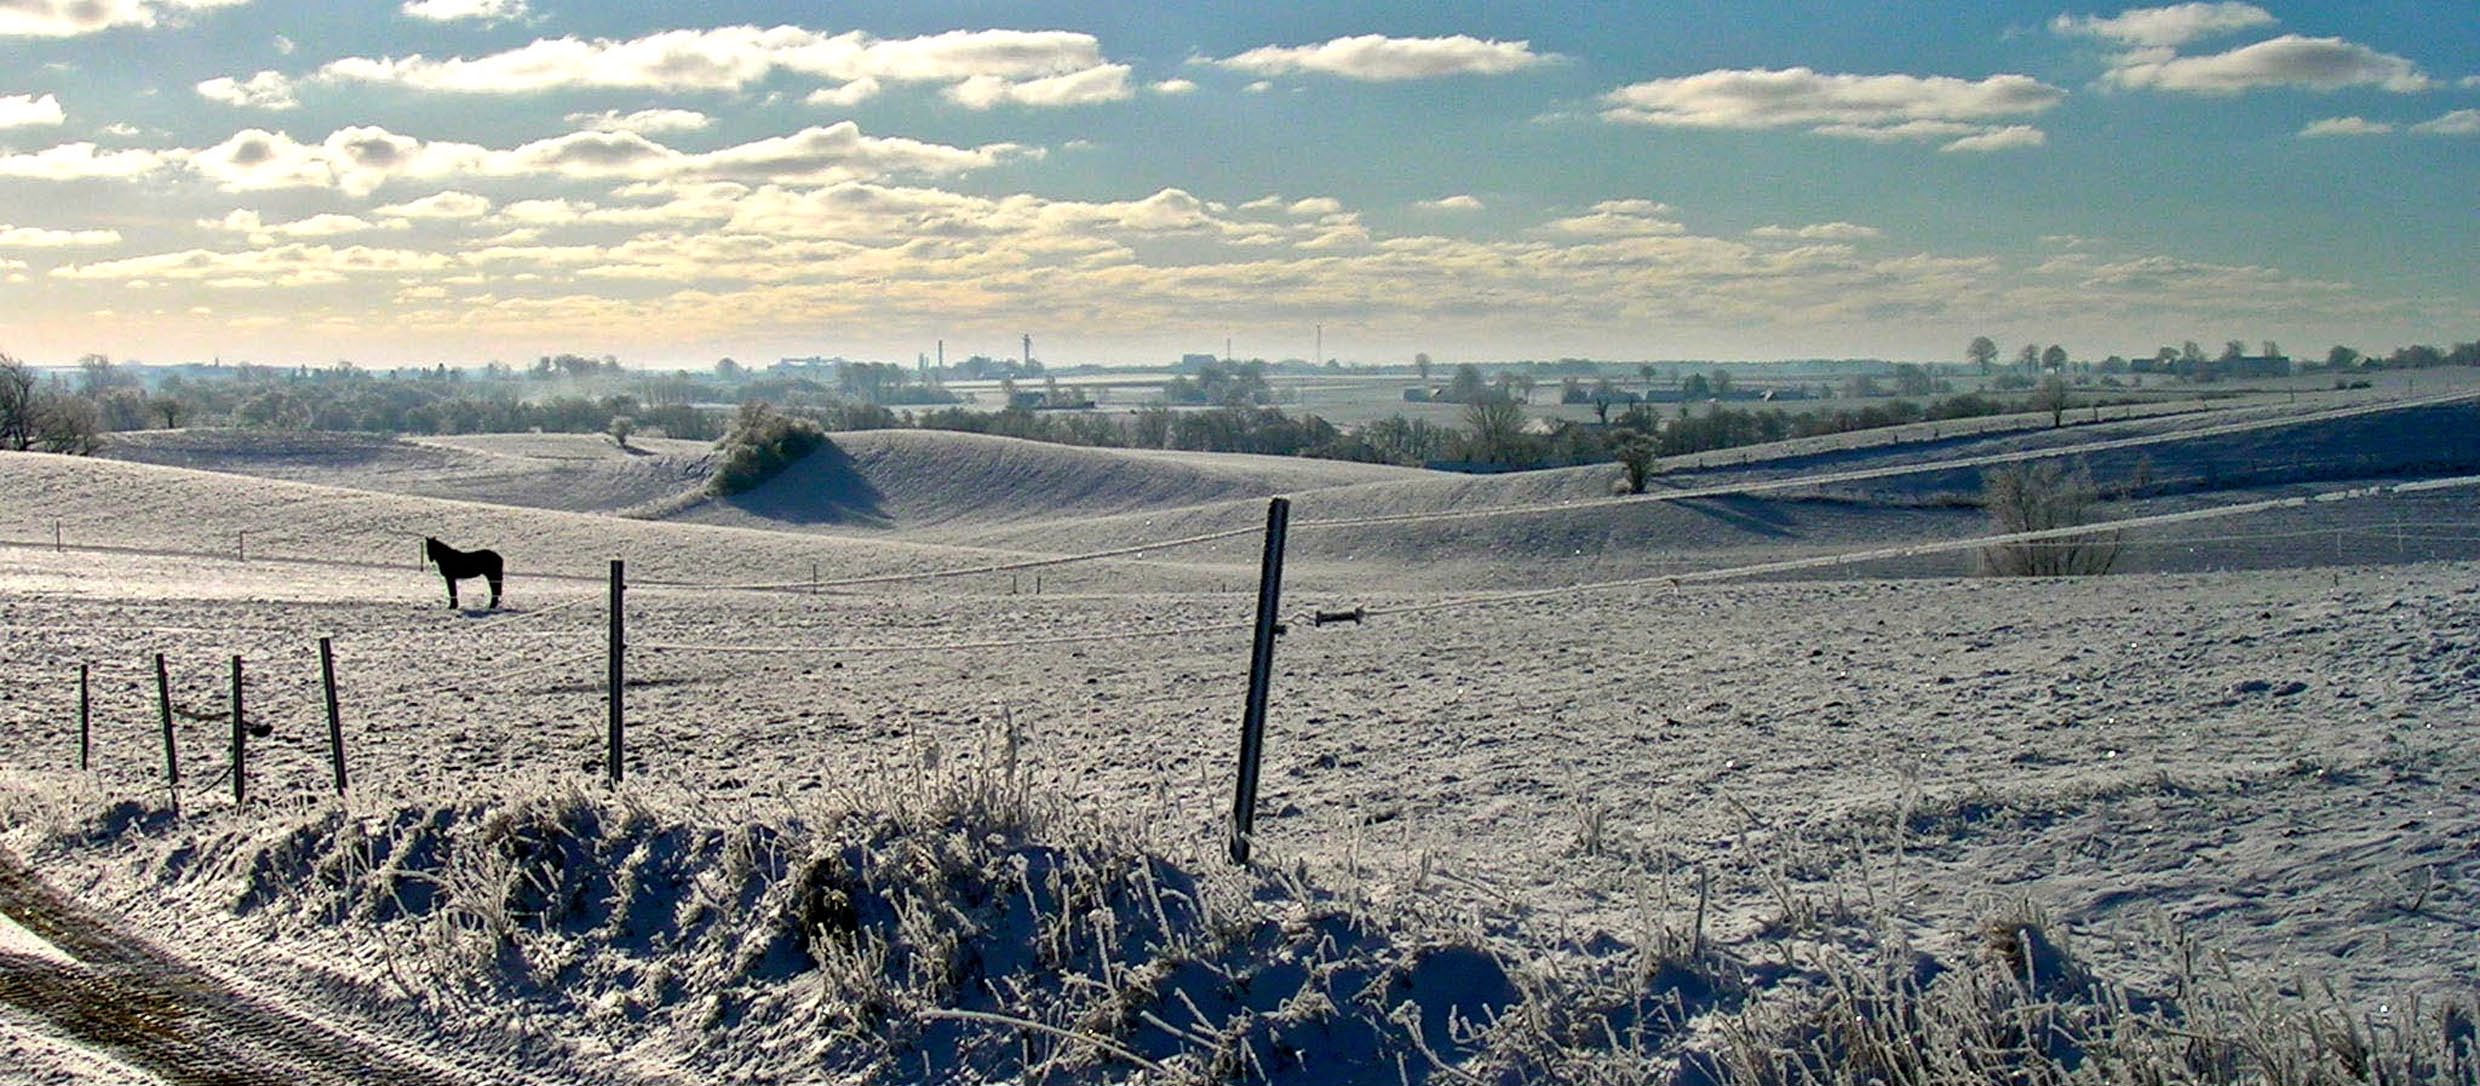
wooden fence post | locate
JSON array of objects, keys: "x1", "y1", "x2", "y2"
[
  {"x1": 607, "y1": 559, "x2": 625, "y2": 787},
  {"x1": 229, "y1": 655, "x2": 245, "y2": 804},
  {"x1": 320, "y1": 637, "x2": 346, "y2": 796},
  {"x1": 77, "y1": 664, "x2": 90, "y2": 771},
  {"x1": 1229, "y1": 497, "x2": 1290, "y2": 866},
  {"x1": 155, "y1": 654, "x2": 178, "y2": 809}
]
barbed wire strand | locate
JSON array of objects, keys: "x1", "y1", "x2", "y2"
[
  {"x1": 629, "y1": 524, "x2": 1269, "y2": 595},
  {"x1": 637, "y1": 618, "x2": 1260, "y2": 658}
]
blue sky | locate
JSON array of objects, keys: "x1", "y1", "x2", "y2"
[{"x1": 0, "y1": 0, "x2": 2471, "y2": 369}]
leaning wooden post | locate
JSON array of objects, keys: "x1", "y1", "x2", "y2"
[
  {"x1": 229, "y1": 655, "x2": 246, "y2": 804},
  {"x1": 154, "y1": 654, "x2": 179, "y2": 809},
  {"x1": 607, "y1": 559, "x2": 625, "y2": 787},
  {"x1": 1229, "y1": 497, "x2": 1291, "y2": 866},
  {"x1": 77, "y1": 664, "x2": 90, "y2": 771},
  {"x1": 319, "y1": 637, "x2": 346, "y2": 795}
]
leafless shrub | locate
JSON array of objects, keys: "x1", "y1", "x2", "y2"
[{"x1": 1976, "y1": 460, "x2": 2120, "y2": 576}]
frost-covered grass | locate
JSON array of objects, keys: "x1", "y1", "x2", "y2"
[{"x1": 3, "y1": 748, "x2": 2472, "y2": 1085}]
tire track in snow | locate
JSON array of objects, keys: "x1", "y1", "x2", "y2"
[{"x1": 0, "y1": 852, "x2": 491, "y2": 1086}]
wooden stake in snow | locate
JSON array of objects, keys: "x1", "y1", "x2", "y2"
[
  {"x1": 320, "y1": 637, "x2": 346, "y2": 795},
  {"x1": 607, "y1": 559, "x2": 625, "y2": 787},
  {"x1": 76, "y1": 664, "x2": 90, "y2": 771},
  {"x1": 154, "y1": 654, "x2": 178, "y2": 809},
  {"x1": 229, "y1": 655, "x2": 245, "y2": 804},
  {"x1": 1229, "y1": 497, "x2": 1290, "y2": 866}
]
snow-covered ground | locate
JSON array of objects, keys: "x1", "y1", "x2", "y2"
[{"x1": 2, "y1": 387, "x2": 2476, "y2": 1082}]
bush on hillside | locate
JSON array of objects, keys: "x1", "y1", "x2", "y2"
[
  {"x1": 1976, "y1": 460, "x2": 2121, "y2": 576},
  {"x1": 710, "y1": 401, "x2": 828, "y2": 496},
  {"x1": 1615, "y1": 432, "x2": 1662, "y2": 493}
]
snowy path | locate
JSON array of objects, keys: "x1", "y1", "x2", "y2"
[{"x1": 0, "y1": 852, "x2": 497, "y2": 1086}]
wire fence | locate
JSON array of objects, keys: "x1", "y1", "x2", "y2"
[{"x1": 8, "y1": 394, "x2": 2480, "y2": 846}]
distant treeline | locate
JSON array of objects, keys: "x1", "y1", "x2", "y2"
[{"x1": 9, "y1": 340, "x2": 2476, "y2": 473}]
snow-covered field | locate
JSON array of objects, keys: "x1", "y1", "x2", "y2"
[{"x1": 2, "y1": 386, "x2": 2477, "y2": 1082}]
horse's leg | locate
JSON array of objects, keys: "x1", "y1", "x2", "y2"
[
  {"x1": 444, "y1": 575, "x2": 458, "y2": 609},
  {"x1": 487, "y1": 573, "x2": 502, "y2": 610}
]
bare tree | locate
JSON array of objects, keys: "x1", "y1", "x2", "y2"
[
  {"x1": 1462, "y1": 395, "x2": 1526, "y2": 464},
  {"x1": 31, "y1": 394, "x2": 102, "y2": 455},
  {"x1": 0, "y1": 354, "x2": 35, "y2": 451},
  {"x1": 1976, "y1": 461, "x2": 2120, "y2": 577},
  {"x1": 2031, "y1": 374, "x2": 2070, "y2": 428}
]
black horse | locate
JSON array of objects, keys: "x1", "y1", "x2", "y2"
[{"x1": 424, "y1": 536, "x2": 504, "y2": 610}]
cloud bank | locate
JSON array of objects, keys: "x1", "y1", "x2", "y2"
[
  {"x1": 1211, "y1": 35, "x2": 1551, "y2": 81},
  {"x1": 1601, "y1": 68, "x2": 2063, "y2": 152}
]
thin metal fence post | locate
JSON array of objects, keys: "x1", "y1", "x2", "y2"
[
  {"x1": 155, "y1": 654, "x2": 178, "y2": 810},
  {"x1": 77, "y1": 664, "x2": 90, "y2": 771},
  {"x1": 1229, "y1": 497, "x2": 1290, "y2": 866},
  {"x1": 230, "y1": 655, "x2": 245, "y2": 804},
  {"x1": 608, "y1": 559, "x2": 625, "y2": 787},
  {"x1": 320, "y1": 637, "x2": 346, "y2": 795}
]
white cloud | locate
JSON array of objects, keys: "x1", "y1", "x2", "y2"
[
  {"x1": 1285, "y1": 197, "x2": 1343, "y2": 216},
  {"x1": 1150, "y1": 78, "x2": 1197, "y2": 95},
  {"x1": 311, "y1": 25, "x2": 1128, "y2": 108},
  {"x1": 181, "y1": 122, "x2": 1019, "y2": 196},
  {"x1": 1244, "y1": 80, "x2": 1272, "y2": 94},
  {"x1": 51, "y1": 242, "x2": 456, "y2": 287},
  {"x1": 0, "y1": 0, "x2": 246, "y2": 38},
  {"x1": 1419, "y1": 194, "x2": 1484, "y2": 211},
  {"x1": 0, "y1": 93, "x2": 65, "y2": 127},
  {"x1": 402, "y1": 0, "x2": 529, "y2": 22},
  {"x1": 1940, "y1": 124, "x2": 2048, "y2": 152},
  {"x1": 1751, "y1": 222, "x2": 1881, "y2": 240},
  {"x1": 1601, "y1": 68, "x2": 2064, "y2": 149},
  {"x1": 0, "y1": 142, "x2": 170, "y2": 180},
  {"x1": 196, "y1": 70, "x2": 300, "y2": 110},
  {"x1": 372, "y1": 190, "x2": 493, "y2": 219},
  {"x1": 2411, "y1": 109, "x2": 2480, "y2": 136},
  {"x1": 201, "y1": 209, "x2": 405, "y2": 243},
  {"x1": 1547, "y1": 199, "x2": 1685, "y2": 236},
  {"x1": 943, "y1": 64, "x2": 1132, "y2": 109},
  {"x1": 0, "y1": 223, "x2": 122, "y2": 247},
  {"x1": 2050, "y1": 3, "x2": 2276, "y2": 47},
  {"x1": 272, "y1": 33, "x2": 293, "y2": 54},
  {"x1": 2298, "y1": 116, "x2": 2395, "y2": 137},
  {"x1": 2104, "y1": 35, "x2": 2435, "y2": 94},
  {"x1": 805, "y1": 78, "x2": 881, "y2": 108},
  {"x1": 1211, "y1": 34, "x2": 1551, "y2": 81},
  {"x1": 564, "y1": 108, "x2": 712, "y2": 134}
]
